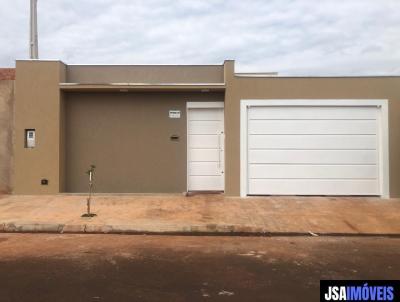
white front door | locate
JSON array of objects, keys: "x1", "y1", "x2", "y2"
[{"x1": 187, "y1": 102, "x2": 224, "y2": 191}]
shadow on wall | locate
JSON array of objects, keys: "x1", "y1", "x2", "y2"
[{"x1": 0, "y1": 68, "x2": 15, "y2": 194}]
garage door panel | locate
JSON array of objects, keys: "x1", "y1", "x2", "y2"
[
  {"x1": 189, "y1": 176, "x2": 224, "y2": 191},
  {"x1": 248, "y1": 106, "x2": 377, "y2": 120},
  {"x1": 189, "y1": 162, "x2": 221, "y2": 176},
  {"x1": 188, "y1": 121, "x2": 223, "y2": 134},
  {"x1": 248, "y1": 179, "x2": 380, "y2": 195},
  {"x1": 188, "y1": 135, "x2": 219, "y2": 149},
  {"x1": 248, "y1": 120, "x2": 377, "y2": 135},
  {"x1": 245, "y1": 105, "x2": 382, "y2": 196},
  {"x1": 249, "y1": 135, "x2": 377, "y2": 150},
  {"x1": 188, "y1": 108, "x2": 223, "y2": 121},
  {"x1": 249, "y1": 164, "x2": 378, "y2": 179},
  {"x1": 248, "y1": 150, "x2": 377, "y2": 164}
]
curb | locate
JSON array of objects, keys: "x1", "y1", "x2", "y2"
[
  {"x1": 3, "y1": 223, "x2": 64, "y2": 233},
  {"x1": 61, "y1": 224, "x2": 85, "y2": 233},
  {"x1": 0, "y1": 222, "x2": 400, "y2": 237}
]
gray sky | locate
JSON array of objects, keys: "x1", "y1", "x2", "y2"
[{"x1": 1, "y1": 0, "x2": 399, "y2": 75}]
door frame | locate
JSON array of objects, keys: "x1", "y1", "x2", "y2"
[
  {"x1": 240, "y1": 99, "x2": 389, "y2": 198},
  {"x1": 186, "y1": 101, "x2": 225, "y2": 192}
]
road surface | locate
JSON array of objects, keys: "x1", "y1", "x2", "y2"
[{"x1": 0, "y1": 234, "x2": 399, "y2": 301}]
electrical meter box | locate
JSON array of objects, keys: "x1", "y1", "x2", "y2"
[{"x1": 26, "y1": 129, "x2": 36, "y2": 148}]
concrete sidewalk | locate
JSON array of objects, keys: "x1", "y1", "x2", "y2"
[{"x1": 0, "y1": 194, "x2": 399, "y2": 236}]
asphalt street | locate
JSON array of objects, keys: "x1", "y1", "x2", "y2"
[{"x1": 0, "y1": 234, "x2": 399, "y2": 302}]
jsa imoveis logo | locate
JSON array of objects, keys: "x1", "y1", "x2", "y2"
[{"x1": 320, "y1": 280, "x2": 400, "y2": 302}]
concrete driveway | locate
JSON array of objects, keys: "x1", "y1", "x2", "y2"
[{"x1": 0, "y1": 194, "x2": 399, "y2": 235}]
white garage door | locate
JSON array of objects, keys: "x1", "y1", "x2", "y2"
[{"x1": 246, "y1": 105, "x2": 382, "y2": 196}]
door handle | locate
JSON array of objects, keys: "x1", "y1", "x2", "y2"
[
  {"x1": 218, "y1": 133, "x2": 221, "y2": 169},
  {"x1": 218, "y1": 131, "x2": 223, "y2": 172}
]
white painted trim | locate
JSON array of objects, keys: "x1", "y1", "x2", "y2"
[
  {"x1": 255, "y1": 75, "x2": 400, "y2": 78},
  {"x1": 240, "y1": 101, "x2": 249, "y2": 197},
  {"x1": 16, "y1": 59, "x2": 64, "y2": 62},
  {"x1": 379, "y1": 101, "x2": 390, "y2": 198},
  {"x1": 235, "y1": 73, "x2": 278, "y2": 77},
  {"x1": 60, "y1": 83, "x2": 225, "y2": 86},
  {"x1": 187, "y1": 102, "x2": 224, "y2": 109},
  {"x1": 241, "y1": 99, "x2": 388, "y2": 107},
  {"x1": 67, "y1": 63, "x2": 224, "y2": 66},
  {"x1": 186, "y1": 105, "x2": 189, "y2": 193},
  {"x1": 240, "y1": 99, "x2": 389, "y2": 198}
]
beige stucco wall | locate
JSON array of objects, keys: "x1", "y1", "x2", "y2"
[
  {"x1": 0, "y1": 80, "x2": 14, "y2": 193},
  {"x1": 13, "y1": 61, "x2": 66, "y2": 194},
  {"x1": 224, "y1": 61, "x2": 400, "y2": 197},
  {"x1": 65, "y1": 92, "x2": 223, "y2": 193},
  {"x1": 13, "y1": 60, "x2": 225, "y2": 194},
  {"x1": 13, "y1": 60, "x2": 400, "y2": 197},
  {"x1": 67, "y1": 65, "x2": 224, "y2": 84}
]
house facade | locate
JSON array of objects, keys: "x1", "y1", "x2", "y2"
[{"x1": 12, "y1": 60, "x2": 400, "y2": 197}]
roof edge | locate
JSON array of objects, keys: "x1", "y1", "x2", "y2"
[
  {"x1": 59, "y1": 83, "x2": 226, "y2": 92},
  {"x1": 256, "y1": 75, "x2": 400, "y2": 78}
]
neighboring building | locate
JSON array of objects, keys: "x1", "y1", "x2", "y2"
[
  {"x1": 11, "y1": 60, "x2": 400, "y2": 198},
  {"x1": 0, "y1": 68, "x2": 15, "y2": 193}
]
